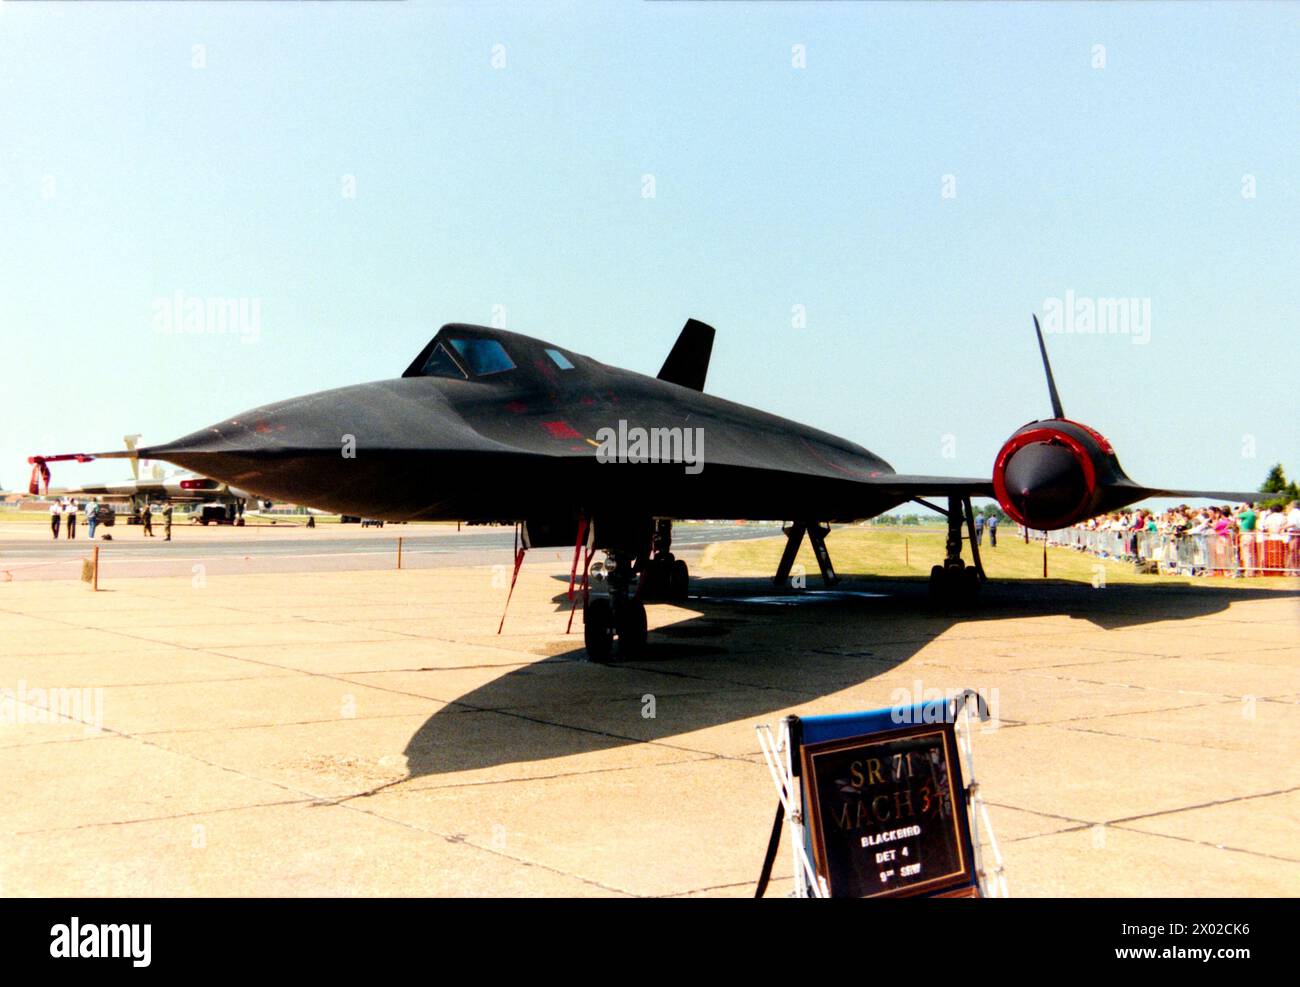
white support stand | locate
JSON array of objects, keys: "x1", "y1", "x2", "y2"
[
  {"x1": 951, "y1": 691, "x2": 1010, "y2": 898},
  {"x1": 756, "y1": 718, "x2": 827, "y2": 898}
]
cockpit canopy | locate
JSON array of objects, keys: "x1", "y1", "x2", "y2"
[
  {"x1": 402, "y1": 324, "x2": 578, "y2": 382},
  {"x1": 417, "y1": 337, "x2": 515, "y2": 379}
]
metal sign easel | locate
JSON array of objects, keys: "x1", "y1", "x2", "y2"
[
  {"x1": 756, "y1": 715, "x2": 827, "y2": 898},
  {"x1": 755, "y1": 689, "x2": 1008, "y2": 898}
]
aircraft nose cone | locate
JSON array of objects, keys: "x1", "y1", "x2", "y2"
[
  {"x1": 1003, "y1": 441, "x2": 1088, "y2": 524},
  {"x1": 139, "y1": 379, "x2": 493, "y2": 516},
  {"x1": 147, "y1": 382, "x2": 389, "y2": 464}
]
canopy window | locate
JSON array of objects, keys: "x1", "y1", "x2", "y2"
[
  {"x1": 418, "y1": 342, "x2": 467, "y2": 379},
  {"x1": 449, "y1": 337, "x2": 515, "y2": 376}
]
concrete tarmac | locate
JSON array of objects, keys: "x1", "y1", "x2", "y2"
[
  {"x1": 0, "y1": 533, "x2": 1296, "y2": 897},
  {"x1": 0, "y1": 520, "x2": 773, "y2": 581}
]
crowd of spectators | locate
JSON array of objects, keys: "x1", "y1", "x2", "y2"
[
  {"x1": 1052, "y1": 501, "x2": 1300, "y2": 576},
  {"x1": 1077, "y1": 501, "x2": 1299, "y2": 538}
]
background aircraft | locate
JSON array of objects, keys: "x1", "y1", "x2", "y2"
[
  {"x1": 30, "y1": 434, "x2": 268, "y2": 525},
  {"x1": 31, "y1": 318, "x2": 1250, "y2": 658}
]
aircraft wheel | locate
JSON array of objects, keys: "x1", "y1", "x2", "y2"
[
  {"x1": 638, "y1": 561, "x2": 664, "y2": 597},
  {"x1": 640, "y1": 557, "x2": 684, "y2": 600},
  {"x1": 669, "y1": 559, "x2": 689, "y2": 600},
  {"x1": 930, "y1": 564, "x2": 979, "y2": 606},
  {"x1": 928, "y1": 565, "x2": 947, "y2": 602},
  {"x1": 616, "y1": 600, "x2": 648, "y2": 657},
  {"x1": 583, "y1": 598, "x2": 616, "y2": 662}
]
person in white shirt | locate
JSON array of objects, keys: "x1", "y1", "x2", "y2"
[
  {"x1": 64, "y1": 500, "x2": 77, "y2": 540},
  {"x1": 1286, "y1": 502, "x2": 1300, "y2": 574},
  {"x1": 49, "y1": 501, "x2": 61, "y2": 539}
]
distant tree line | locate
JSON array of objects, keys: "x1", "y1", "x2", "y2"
[
  {"x1": 1258, "y1": 463, "x2": 1299, "y2": 509},
  {"x1": 871, "y1": 504, "x2": 1010, "y2": 526}
]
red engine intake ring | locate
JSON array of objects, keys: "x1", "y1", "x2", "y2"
[
  {"x1": 992, "y1": 426, "x2": 1097, "y2": 529},
  {"x1": 1064, "y1": 419, "x2": 1114, "y2": 456}
]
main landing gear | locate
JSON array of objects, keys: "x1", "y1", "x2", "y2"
[
  {"x1": 639, "y1": 519, "x2": 690, "y2": 601},
  {"x1": 922, "y1": 494, "x2": 986, "y2": 605}
]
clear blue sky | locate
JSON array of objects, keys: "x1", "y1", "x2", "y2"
[{"x1": 1, "y1": 1, "x2": 1296, "y2": 500}]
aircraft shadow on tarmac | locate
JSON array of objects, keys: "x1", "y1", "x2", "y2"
[{"x1": 400, "y1": 575, "x2": 1296, "y2": 782}]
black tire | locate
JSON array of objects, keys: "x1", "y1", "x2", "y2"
[
  {"x1": 583, "y1": 598, "x2": 615, "y2": 662},
  {"x1": 928, "y1": 564, "x2": 947, "y2": 602},
  {"x1": 616, "y1": 600, "x2": 648, "y2": 657},
  {"x1": 669, "y1": 559, "x2": 689, "y2": 600},
  {"x1": 640, "y1": 559, "x2": 668, "y2": 598},
  {"x1": 637, "y1": 563, "x2": 658, "y2": 597},
  {"x1": 960, "y1": 566, "x2": 981, "y2": 599}
]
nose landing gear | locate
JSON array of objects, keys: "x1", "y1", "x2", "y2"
[{"x1": 583, "y1": 546, "x2": 648, "y2": 662}]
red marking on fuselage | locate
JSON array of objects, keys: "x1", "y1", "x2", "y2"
[
  {"x1": 800, "y1": 437, "x2": 871, "y2": 479},
  {"x1": 541, "y1": 420, "x2": 583, "y2": 439}
]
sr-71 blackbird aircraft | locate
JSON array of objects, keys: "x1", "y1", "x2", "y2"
[{"x1": 31, "y1": 317, "x2": 1249, "y2": 660}]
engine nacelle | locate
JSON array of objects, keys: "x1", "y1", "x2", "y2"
[{"x1": 992, "y1": 419, "x2": 1125, "y2": 530}]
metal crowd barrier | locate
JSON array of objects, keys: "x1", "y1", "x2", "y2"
[{"x1": 1026, "y1": 526, "x2": 1299, "y2": 577}]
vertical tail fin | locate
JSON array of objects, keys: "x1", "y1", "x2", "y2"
[
  {"x1": 657, "y1": 319, "x2": 715, "y2": 392},
  {"x1": 123, "y1": 434, "x2": 142, "y2": 481},
  {"x1": 1032, "y1": 314, "x2": 1065, "y2": 419}
]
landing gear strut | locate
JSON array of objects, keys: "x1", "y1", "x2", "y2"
[
  {"x1": 919, "y1": 495, "x2": 986, "y2": 605},
  {"x1": 583, "y1": 522, "x2": 651, "y2": 662},
  {"x1": 773, "y1": 521, "x2": 839, "y2": 587}
]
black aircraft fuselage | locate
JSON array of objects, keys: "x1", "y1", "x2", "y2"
[{"x1": 143, "y1": 322, "x2": 916, "y2": 527}]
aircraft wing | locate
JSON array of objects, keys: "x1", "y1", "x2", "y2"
[
  {"x1": 851, "y1": 475, "x2": 1254, "y2": 505},
  {"x1": 846, "y1": 473, "x2": 1258, "y2": 523},
  {"x1": 854, "y1": 474, "x2": 995, "y2": 499},
  {"x1": 45, "y1": 479, "x2": 163, "y2": 500},
  {"x1": 1083, "y1": 478, "x2": 1260, "y2": 505}
]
